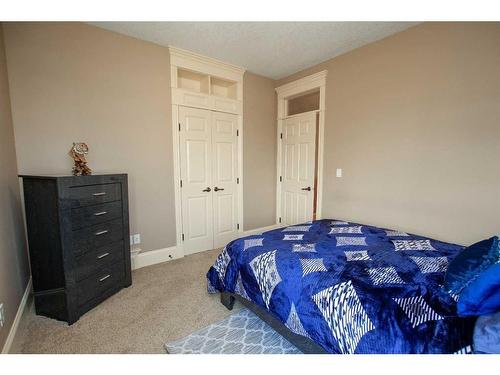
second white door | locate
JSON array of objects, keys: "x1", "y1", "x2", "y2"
[
  {"x1": 211, "y1": 111, "x2": 239, "y2": 248},
  {"x1": 281, "y1": 111, "x2": 317, "y2": 226},
  {"x1": 179, "y1": 106, "x2": 239, "y2": 254}
]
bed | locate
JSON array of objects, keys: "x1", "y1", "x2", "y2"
[{"x1": 206, "y1": 219, "x2": 476, "y2": 354}]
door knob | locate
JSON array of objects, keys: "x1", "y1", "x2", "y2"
[
  {"x1": 214, "y1": 187, "x2": 225, "y2": 192},
  {"x1": 301, "y1": 186, "x2": 311, "y2": 191},
  {"x1": 202, "y1": 187, "x2": 211, "y2": 192}
]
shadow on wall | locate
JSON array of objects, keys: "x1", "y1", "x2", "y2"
[
  {"x1": 7, "y1": 184, "x2": 31, "y2": 294},
  {"x1": 10, "y1": 183, "x2": 31, "y2": 275}
]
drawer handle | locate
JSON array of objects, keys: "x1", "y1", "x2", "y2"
[
  {"x1": 99, "y1": 274, "x2": 111, "y2": 282},
  {"x1": 94, "y1": 211, "x2": 108, "y2": 216},
  {"x1": 97, "y1": 252, "x2": 110, "y2": 259},
  {"x1": 93, "y1": 192, "x2": 107, "y2": 196},
  {"x1": 95, "y1": 230, "x2": 109, "y2": 236}
]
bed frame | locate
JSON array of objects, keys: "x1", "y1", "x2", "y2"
[{"x1": 220, "y1": 292, "x2": 328, "y2": 354}]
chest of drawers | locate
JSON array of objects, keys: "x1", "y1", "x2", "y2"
[{"x1": 20, "y1": 174, "x2": 132, "y2": 324}]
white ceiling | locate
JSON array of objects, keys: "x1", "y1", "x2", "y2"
[{"x1": 89, "y1": 22, "x2": 418, "y2": 80}]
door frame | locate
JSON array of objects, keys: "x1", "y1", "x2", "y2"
[
  {"x1": 169, "y1": 47, "x2": 245, "y2": 256},
  {"x1": 172, "y1": 105, "x2": 244, "y2": 254},
  {"x1": 275, "y1": 70, "x2": 328, "y2": 224}
]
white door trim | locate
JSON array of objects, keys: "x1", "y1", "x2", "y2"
[
  {"x1": 283, "y1": 109, "x2": 319, "y2": 120},
  {"x1": 275, "y1": 70, "x2": 328, "y2": 223},
  {"x1": 172, "y1": 105, "x2": 184, "y2": 248}
]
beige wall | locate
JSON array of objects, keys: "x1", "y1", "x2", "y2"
[
  {"x1": 3, "y1": 22, "x2": 278, "y2": 252},
  {"x1": 277, "y1": 22, "x2": 500, "y2": 245},
  {"x1": 6, "y1": 21, "x2": 497, "y2": 253},
  {"x1": 243, "y1": 72, "x2": 277, "y2": 230},
  {"x1": 0, "y1": 24, "x2": 30, "y2": 351},
  {"x1": 3, "y1": 22, "x2": 176, "y2": 252}
]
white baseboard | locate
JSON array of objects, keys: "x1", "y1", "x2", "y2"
[
  {"x1": 1, "y1": 277, "x2": 32, "y2": 354},
  {"x1": 132, "y1": 246, "x2": 183, "y2": 270},
  {"x1": 131, "y1": 224, "x2": 282, "y2": 271},
  {"x1": 242, "y1": 223, "x2": 281, "y2": 236}
]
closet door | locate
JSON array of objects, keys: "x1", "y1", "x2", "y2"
[
  {"x1": 211, "y1": 112, "x2": 239, "y2": 248},
  {"x1": 179, "y1": 106, "x2": 214, "y2": 254},
  {"x1": 281, "y1": 111, "x2": 316, "y2": 225}
]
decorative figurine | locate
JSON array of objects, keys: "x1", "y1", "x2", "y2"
[{"x1": 69, "y1": 142, "x2": 92, "y2": 176}]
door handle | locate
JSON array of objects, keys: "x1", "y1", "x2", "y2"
[
  {"x1": 202, "y1": 187, "x2": 211, "y2": 192},
  {"x1": 214, "y1": 187, "x2": 225, "y2": 192},
  {"x1": 301, "y1": 186, "x2": 312, "y2": 191}
]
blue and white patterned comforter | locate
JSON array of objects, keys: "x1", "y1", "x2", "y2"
[{"x1": 206, "y1": 219, "x2": 475, "y2": 354}]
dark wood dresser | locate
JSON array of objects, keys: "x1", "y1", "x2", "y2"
[{"x1": 20, "y1": 174, "x2": 132, "y2": 324}]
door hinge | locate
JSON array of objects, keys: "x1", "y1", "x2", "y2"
[
  {"x1": 181, "y1": 233, "x2": 185, "y2": 241},
  {"x1": 237, "y1": 223, "x2": 240, "y2": 230},
  {"x1": 236, "y1": 129, "x2": 239, "y2": 136},
  {"x1": 280, "y1": 176, "x2": 282, "y2": 182},
  {"x1": 180, "y1": 179, "x2": 183, "y2": 188},
  {"x1": 279, "y1": 217, "x2": 282, "y2": 223},
  {"x1": 237, "y1": 177, "x2": 239, "y2": 184},
  {"x1": 280, "y1": 132, "x2": 283, "y2": 139},
  {"x1": 178, "y1": 123, "x2": 181, "y2": 131}
]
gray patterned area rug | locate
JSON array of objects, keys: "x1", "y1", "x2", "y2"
[{"x1": 165, "y1": 308, "x2": 302, "y2": 354}]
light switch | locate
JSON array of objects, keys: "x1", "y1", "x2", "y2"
[{"x1": 336, "y1": 168, "x2": 343, "y2": 178}]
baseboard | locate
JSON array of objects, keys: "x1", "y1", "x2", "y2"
[
  {"x1": 132, "y1": 224, "x2": 281, "y2": 271},
  {"x1": 1, "y1": 277, "x2": 32, "y2": 354},
  {"x1": 242, "y1": 223, "x2": 281, "y2": 236},
  {"x1": 132, "y1": 246, "x2": 183, "y2": 270}
]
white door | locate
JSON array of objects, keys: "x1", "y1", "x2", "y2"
[
  {"x1": 179, "y1": 106, "x2": 214, "y2": 254},
  {"x1": 281, "y1": 111, "x2": 316, "y2": 225},
  {"x1": 179, "y1": 107, "x2": 239, "y2": 254},
  {"x1": 212, "y1": 112, "x2": 239, "y2": 248}
]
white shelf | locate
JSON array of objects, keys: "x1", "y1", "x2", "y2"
[
  {"x1": 173, "y1": 67, "x2": 242, "y2": 114},
  {"x1": 177, "y1": 69, "x2": 210, "y2": 94},
  {"x1": 211, "y1": 77, "x2": 237, "y2": 100}
]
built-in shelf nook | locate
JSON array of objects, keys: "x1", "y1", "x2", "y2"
[{"x1": 170, "y1": 48, "x2": 243, "y2": 115}]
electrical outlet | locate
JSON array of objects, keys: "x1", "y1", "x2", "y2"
[
  {"x1": 336, "y1": 168, "x2": 343, "y2": 178},
  {"x1": 0, "y1": 303, "x2": 5, "y2": 328},
  {"x1": 133, "y1": 234, "x2": 141, "y2": 245}
]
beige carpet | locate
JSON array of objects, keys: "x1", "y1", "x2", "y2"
[{"x1": 11, "y1": 248, "x2": 241, "y2": 354}]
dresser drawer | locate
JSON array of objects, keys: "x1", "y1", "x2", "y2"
[
  {"x1": 71, "y1": 201, "x2": 123, "y2": 230},
  {"x1": 77, "y1": 262, "x2": 125, "y2": 307},
  {"x1": 66, "y1": 183, "x2": 121, "y2": 208},
  {"x1": 72, "y1": 218, "x2": 124, "y2": 256},
  {"x1": 75, "y1": 240, "x2": 124, "y2": 281}
]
